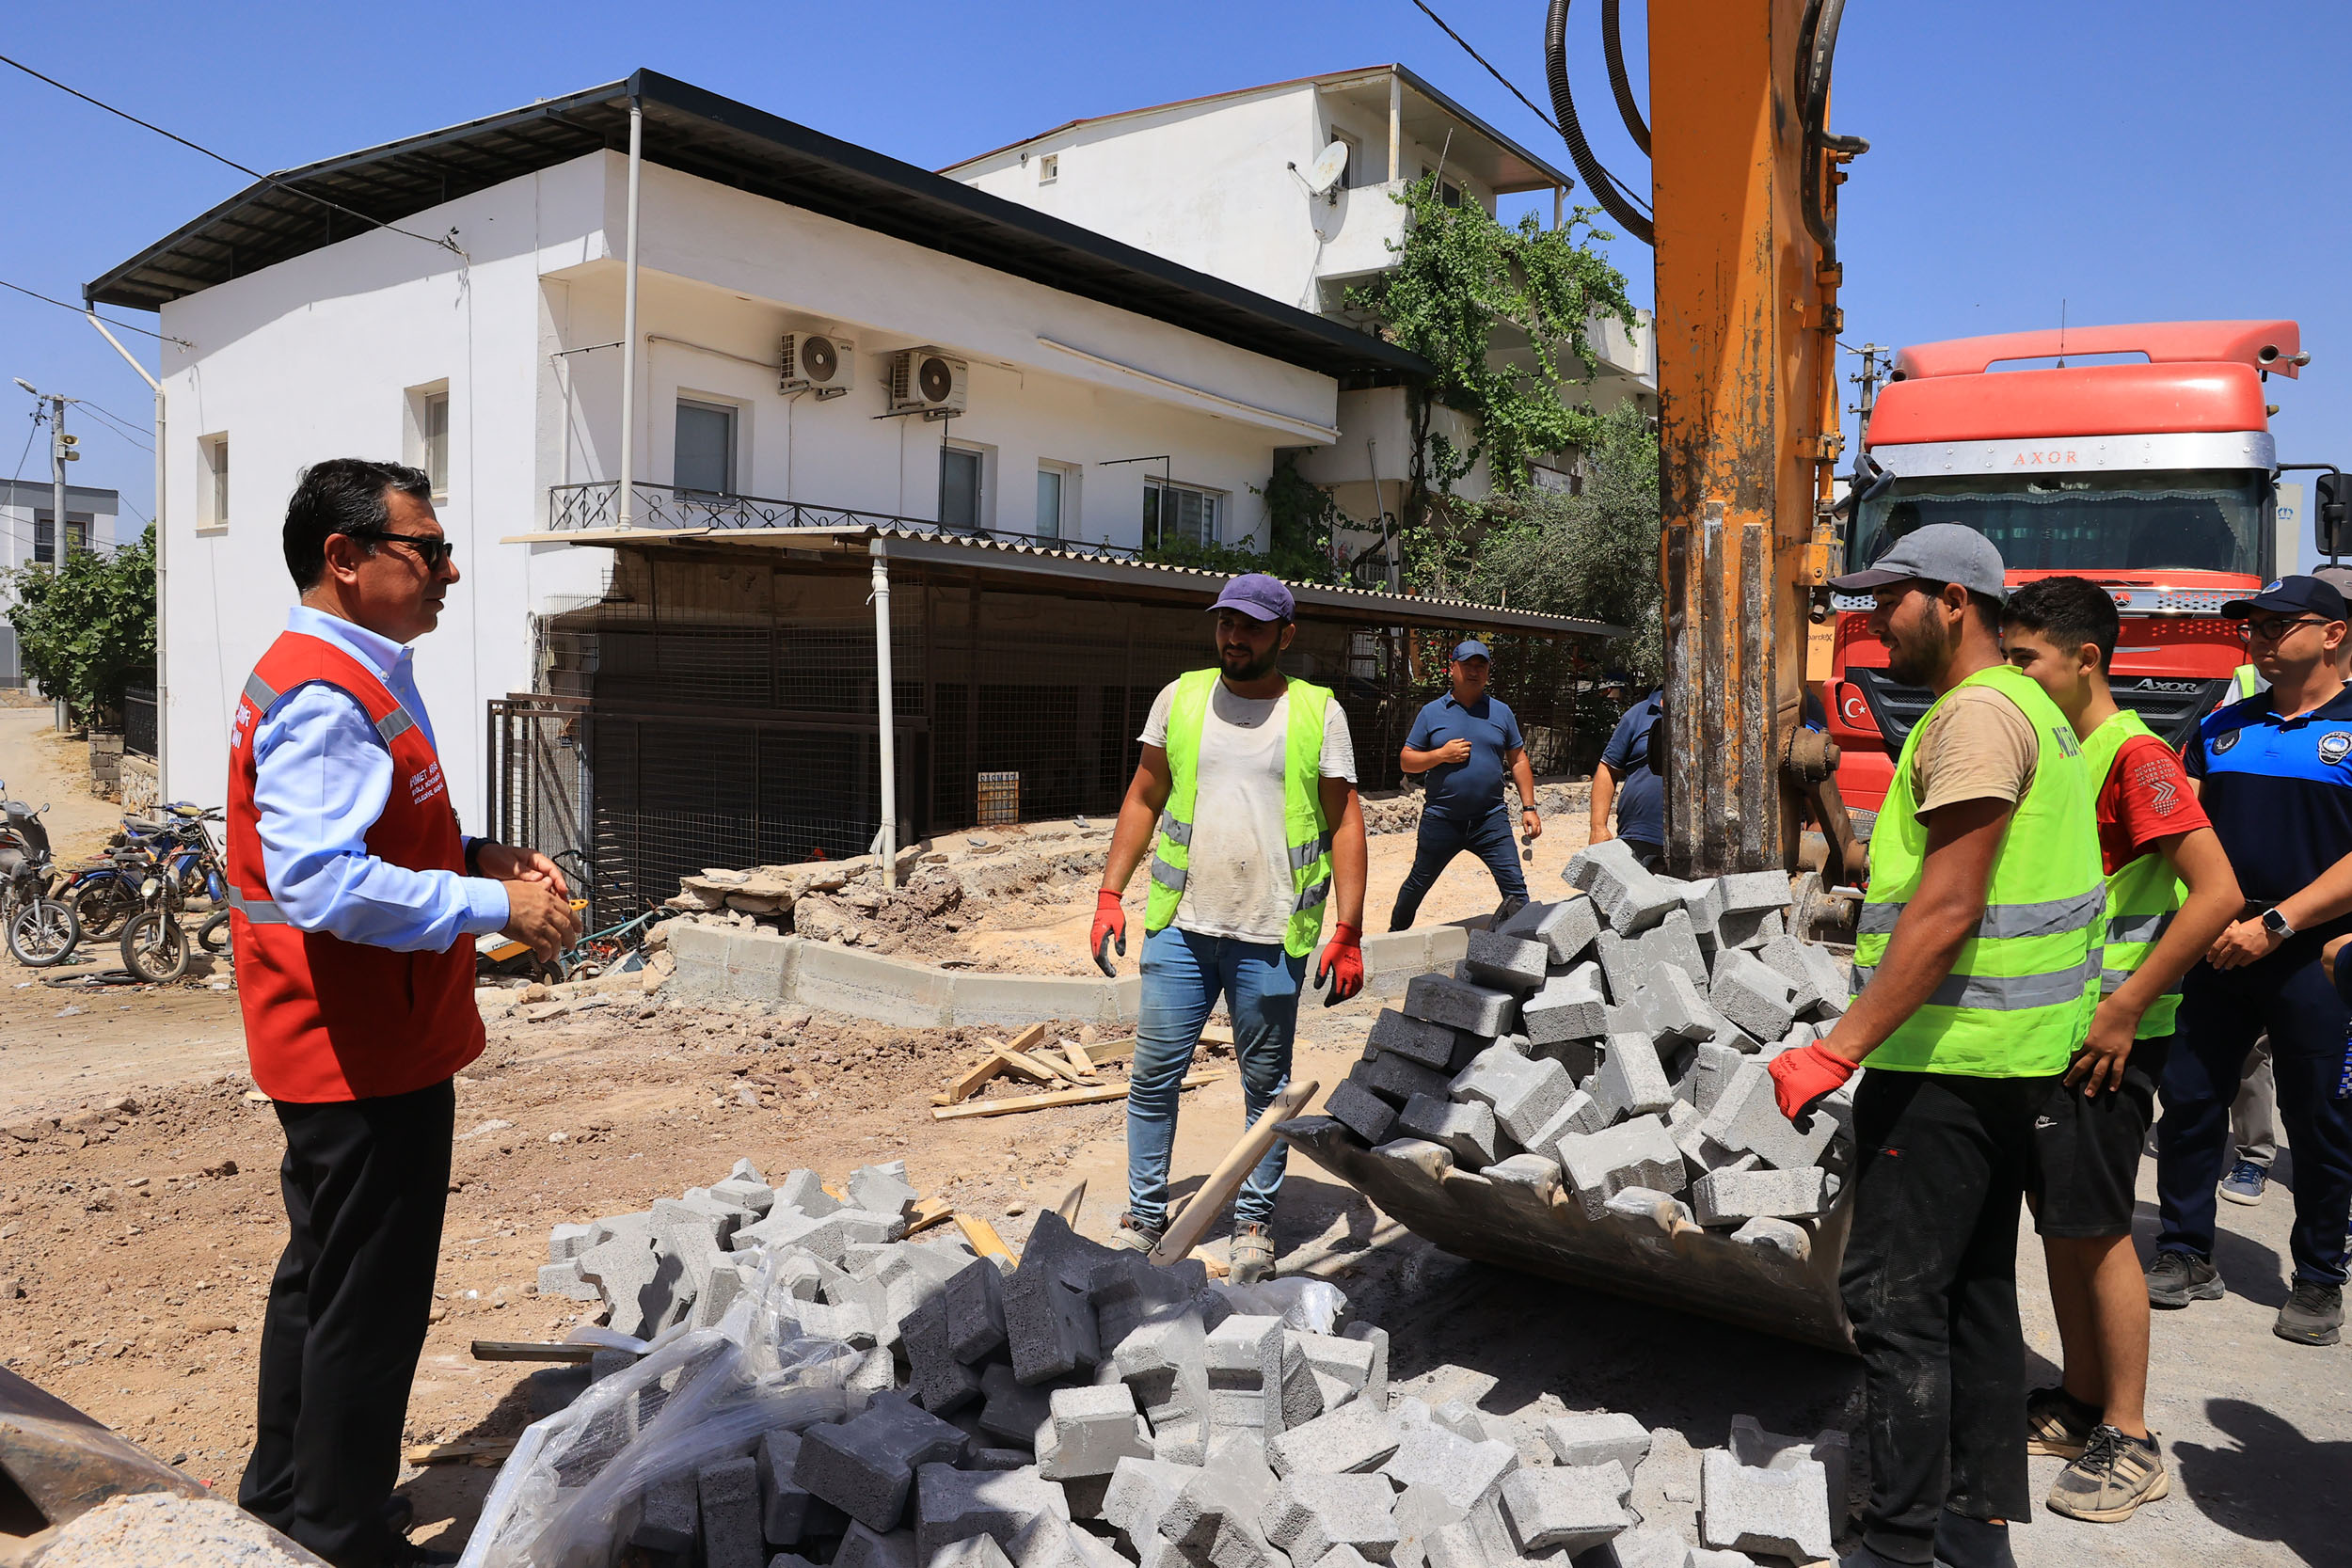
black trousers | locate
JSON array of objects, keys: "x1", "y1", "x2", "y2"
[
  {"x1": 240, "y1": 1079, "x2": 453, "y2": 1567},
  {"x1": 1840, "y1": 1069, "x2": 2047, "y2": 1565}
]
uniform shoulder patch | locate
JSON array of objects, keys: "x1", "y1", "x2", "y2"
[
  {"x1": 2322, "y1": 731, "x2": 2352, "y2": 766},
  {"x1": 2213, "y1": 729, "x2": 2241, "y2": 755}
]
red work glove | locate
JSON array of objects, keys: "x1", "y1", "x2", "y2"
[
  {"x1": 1769, "y1": 1039, "x2": 1857, "y2": 1121},
  {"x1": 1317, "y1": 923, "x2": 1365, "y2": 1006},
  {"x1": 1090, "y1": 888, "x2": 1128, "y2": 976}
]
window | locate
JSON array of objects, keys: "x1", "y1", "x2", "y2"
[
  {"x1": 1038, "y1": 152, "x2": 1059, "y2": 185},
  {"x1": 421, "y1": 391, "x2": 450, "y2": 498},
  {"x1": 1035, "y1": 463, "x2": 1076, "y2": 539},
  {"x1": 1144, "y1": 478, "x2": 1222, "y2": 549},
  {"x1": 32, "y1": 515, "x2": 91, "y2": 565},
  {"x1": 674, "y1": 401, "x2": 736, "y2": 495},
  {"x1": 941, "y1": 447, "x2": 984, "y2": 531},
  {"x1": 199, "y1": 435, "x2": 229, "y2": 530},
  {"x1": 1335, "y1": 131, "x2": 1381, "y2": 188},
  {"x1": 1421, "y1": 166, "x2": 1463, "y2": 208}
]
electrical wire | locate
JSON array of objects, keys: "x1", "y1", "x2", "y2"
[
  {"x1": 0, "y1": 51, "x2": 463, "y2": 259},
  {"x1": 0, "y1": 278, "x2": 189, "y2": 346},
  {"x1": 71, "y1": 400, "x2": 154, "y2": 451},
  {"x1": 1404, "y1": 0, "x2": 1572, "y2": 150},
  {"x1": 8, "y1": 410, "x2": 39, "y2": 487}
]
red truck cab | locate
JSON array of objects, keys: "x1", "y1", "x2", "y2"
[{"x1": 1825, "y1": 321, "x2": 2314, "y2": 814}]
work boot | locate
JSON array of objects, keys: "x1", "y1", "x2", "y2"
[
  {"x1": 2046, "y1": 1424, "x2": 2169, "y2": 1523},
  {"x1": 1931, "y1": 1510, "x2": 2017, "y2": 1568},
  {"x1": 2218, "y1": 1158, "x2": 2268, "y2": 1206},
  {"x1": 2144, "y1": 1250, "x2": 2222, "y2": 1308},
  {"x1": 1114, "y1": 1212, "x2": 1164, "y2": 1255},
  {"x1": 1229, "y1": 1222, "x2": 1277, "y2": 1285},
  {"x1": 2274, "y1": 1281, "x2": 2344, "y2": 1346},
  {"x1": 2024, "y1": 1384, "x2": 2101, "y2": 1460},
  {"x1": 380, "y1": 1538, "x2": 462, "y2": 1567}
]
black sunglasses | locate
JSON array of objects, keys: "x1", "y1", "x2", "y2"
[{"x1": 345, "y1": 528, "x2": 455, "y2": 571}]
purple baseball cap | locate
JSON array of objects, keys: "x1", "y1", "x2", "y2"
[{"x1": 1209, "y1": 571, "x2": 1295, "y2": 623}]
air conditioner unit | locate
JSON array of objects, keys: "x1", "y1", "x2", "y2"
[
  {"x1": 780, "y1": 332, "x2": 855, "y2": 398},
  {"x1": 887, "y1": 346, "x2": 968, "y2": 419}
]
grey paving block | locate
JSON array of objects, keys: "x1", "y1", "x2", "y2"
[
  {"x1": 773, "y1": 1168, "x2": 842, "y2": 1218},
  {"x1": 977, "y1": 1363, "x2": 1057, "y2": 1447},
  {"x1": 1102, "y1": 1454, "x2": 1198, "y2": 1548},
  {"x1": 1260, "y1": 1472, "x2": 1400, "y2": 1565},
  {"x1": 1204, "y1": 1314, "x2": 1288, "y2": 1454},
  {"x1": 1698, "y1": 1449, "x2": 1831, "y2": 1562},
  {"x1": 1265, "y1": 1399, "x2": 1404, "y2": 1477},
  {"x1": 1368, "y1": 1007, "x2": 1466, "y2": 1069},
  {"x1": 1499, "y1": 1464, "x2": 1631, "y2": 1554},
  {"x1": 1668, "y1": 1099, "x2": 1750, "y2": 1184},
  {"x1": 758, "y1": 1428, "x2": 847, "y2": 1547},
  {"x1": 914, "y1": 1462, "x2": 1070, "y2": 1560},
  {"x1": 631, "y1": 1473, "x2": 697, "y2": 1555},
  {"x1": 1396, "y1": 1094, "x2": 1502, "y2": 1168},
  {"x1": 1430, "y1": 1400, "x2": 1504, "y2": 1446},
  {"x1": 1455, "y1": 1046, "x2": 1576, "y2": 1148},
  {"x1": 1541, "y1": 1412, "x2": 1651, "y2": 1474},
  {"x1": 1679, "y1": 1040, "x2": 1752, "y2": 1117},
  {"x1": 1728, "y1": 1414, "x2": 1850, "y2": 1530},
  {"x1": 1465, "y1": 929, "x2": 1550, "y2": 992},
  {"x1": 548, "y1": 1222, "x2": 593, "y2": 1262},
  {"x1": 930, "y1": 1534, "x2": 1016, "y2": 1568},
  {"x1": 1633, "y1": 964, "x2": 1725, "y2": 1047},
  {"x1": 537, "y1": 1257, "x2": 601, "y2": 1303},
  {"x1": 577, "y1": 1227, "x2": 685, "y2": 1341},
  {"x1": 1718, "y1": 905, "x2": 1784, "y2": 951},
  {"x1": 1340, "y1": 1323, "x2": 1389, "y2": 1413},
  {"x1": 1403, "y1": 974, "x2": 1518, "y2": 1037},
  {"x1": 1158, "y1": 1435, "x2": 1278, "y2": 1554},
  {"x1": 1697, "y1": 1061, "x2": 1836, "y2": 1171},
  {"x1": 1568, "y1": 838, "x2": 1683, "y2": 935},
  {"x1": 1037, "y1": 1383, "x2": 1152, "y2": 1480},
  {"x1": 1501, "y1": 895, "x2": 1602, "y2": 964},
  {"x1": 1326, "y1": 1080, "x2": 1399, "y2": 1147},
  {"x1": 1692, "y1": 1165, "x2": 1829, "y2": 1226},
  {"x1": 1007, "y1": 1512, "x2": 1130, "y2": 1568},
  {"x1": 904, "y1": 1295, "x2": 986, "y2": 1414},
  {"x1": 709, "y1": 1177, "x2": 774, "y2": 1216},
  {"x1": 832, "y1": 1522, "x2": 917, "y2": 1568},
  {"x1": 1522, "y1": 966, "x2": 1608, "y2": 1048},
  {"x1": 1633, "y1": 907, "x2": 1710, "y2": 990},
  {"x1": 697, "y1": 1455, "x2": 764, "y2": 1568},
  {"x1": 791, "y1": 1297, "x2": 880, "y2": 1350},
  {"x1": 590, "y1": 1348, "x2": 635, "y2": 1383},
  {"x1": 1730, "y1": 1216, "x2": 1813, "y2": 1261},
  {"x1": 1612, "y1": 1523, "x2": 1704, "y2": 1568},
  {"x1": 1709, "y1": 950, "x2": 1798, "y2": 1041},
  {"x1": 942, "y1": 1257, "x2": 1009, "y2": 1365},
  {"x1": 735, "y1": 1205, "x2": 905, "y2": 1263},
  {"x1": 1523, "y1": 1087, "x2": 1609, "y2": 1154},
  {"x1": 1556, "y1": 1116, "x2": 1687, "y2": 1218},
  {"x1": 1379, "y1": 1424, "x2": 1518, "y2": 1510},
  {"x1": 1711, "y1": 871, "x2": 1792, "y2": 916},
  {"x1": 1590, "y1": 1034, "x2": 1677, "y2": 1125},
  {"x1": 850, "y1": 1161, "x2": 920, "y2": 1220},
  {"x1": 1086, "y1": 1253, "x2": 1208, "y2": 1354},
  {"x1": 1792, "y1": 940, "x2": 1851, "y2": 1018},
  {"x1": 1593, "y1": 928, "x2": 1639, "y2": 1006},
  {"x1": 794, "y1": 1395, "x2": 971, "y2": 1530},
  {"x1": 692, "y1": 1260, "x2": 748, "y2": 1332},
  {"x1": 1004, "y1": 1212, "x2": 1112, "y2": 1386},
  {"x1": 1351, "y1": 1050, "x2": 1453, "y2": 1108}
]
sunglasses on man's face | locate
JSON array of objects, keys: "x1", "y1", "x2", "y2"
[{"x1": 346, "y1": 528, "x2": 455, "y2": 572}]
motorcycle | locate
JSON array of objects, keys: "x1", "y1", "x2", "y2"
[{"x1": 0, "y1": 783, "x2": 82, "y2": 967}]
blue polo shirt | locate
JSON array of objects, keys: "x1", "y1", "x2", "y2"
[
  {"x1": 1406, "y1": 691, "x2": 1524, "y2": 821},
  {"x1": 2187, "y1": 683, "x2": 2352, "y2": 932},
  {"x1": 1600, "y1": 689, "x2": 1665, "y2": 848}
]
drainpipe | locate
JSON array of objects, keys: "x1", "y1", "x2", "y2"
[
  {"x1": 87, "y1": 311, "x2": 166, "y2": 794},
  {"x1": 870, "y1": 539, "x2": 898, "y2": 890},
  {"x1": 616, "y1": 96, "x2": 644, "y2": 529},
  {"x1": 1388, "y1": 71, "x2": 1402, "y2": 187}
]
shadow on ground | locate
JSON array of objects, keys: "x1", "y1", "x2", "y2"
[{"x1": 2169, "y1": 1398, "x2": 2352, "y2": 1565}]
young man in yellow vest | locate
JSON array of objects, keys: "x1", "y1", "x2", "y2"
[
  {"x1": 2000, "y1": 576, "x2": 2242, "y2": 1524},
  {"x1": 1770, "y1": 526, "x2": 2103, "y2": 1568},
  {"x1": 1089, "y1": 573, "x2": 1368, "y2": 1283}
]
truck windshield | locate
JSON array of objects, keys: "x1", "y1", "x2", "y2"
[{"x1": 1850, "y1": 468, "x2": 2266, "y2": 576}]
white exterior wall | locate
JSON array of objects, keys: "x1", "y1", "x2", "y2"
[{"x1": 152, "y1": 150, "x2": 1338, "y2": 822}]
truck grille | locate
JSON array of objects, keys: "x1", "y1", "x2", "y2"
[{"x1": 1849, "y1": 668, "x2": 2233, "y2": 750}]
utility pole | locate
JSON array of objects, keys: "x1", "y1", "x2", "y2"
[
  {"x1": 1850, "y1": 342, "x2": 1887, "y2": 421},
  {"x1": 12, "y1": 381, "x2": 80, "y2": 561}
]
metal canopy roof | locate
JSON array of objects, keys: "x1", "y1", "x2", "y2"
[{"x1": 84, "y1": 71, "x2": 1430, "y2": 383}]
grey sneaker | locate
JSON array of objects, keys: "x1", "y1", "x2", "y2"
[
  {"x1": 1229, "y1": 1222, "x2": 1277, "y2": 1285},
  {"x1": 1115, "y1": 1212, "x2": 1164, "y2": 1255},
  {"x1": 2025, "y1": 1384, "x2": 2101, "y2": 1460},
  {"x1": 2275, "y1": 1281, "x2": 2344, "y2": 1346},
  {"x1": 2046, "y1": 1424, "x2": 2169, "y2": 1523},
  {"x1": 2145, "y1": 1250, "x2": 2222, "y2": 1308},
  {"x1": 2218, "y1": 1159, "x2": 2268, "y2": 1205}
]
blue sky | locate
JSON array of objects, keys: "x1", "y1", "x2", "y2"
[{"x1": 5, "y1": 0, "x2": 2349, "y2": 562}]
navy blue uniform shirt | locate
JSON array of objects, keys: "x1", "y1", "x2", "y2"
[
  {"x1": 1406, "y1": 691, "x2": 1524, "y2": 821},
  {"x1": 2188, "y1": 683, "x2": 2352, "y2": 936},
  {"x1": 1600, "y1": 689, "x2": 1666, "y2": 848}
]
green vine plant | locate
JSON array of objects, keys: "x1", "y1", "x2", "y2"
[
  {"x1": 1141, "y1": 453, "x2": 1348, "y2": 583},
  {"x1": 5, "y1": 522, "x2": 157, "y2": 724}
]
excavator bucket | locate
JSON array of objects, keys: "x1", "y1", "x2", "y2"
[{"x1": 1281, "y1": 1119, "x2": 1856, "y2": 1354}]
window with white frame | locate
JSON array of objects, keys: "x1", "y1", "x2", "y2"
[
  {"x1": 1038, "y1": 152, "x2": 1059, "y2": 185},
  {"x1": 1035, "y1": 462, "x2": 1076, "y2": 539},
  {"x1": 1144, "y1": 478, "x2": 1222, "y2": 550},
  {"x1": 1335, "y1": 130, "x2": 1381, "y2": 188},
  {"x1": 674, "y1": 400, "x2": 737, "y2": 495},
  {"x1": 405, "y1": 382, "x2": 451, "y2": 499},
  {"x1": 199, "y1": 435, "x2": 229, "y2": 530}
]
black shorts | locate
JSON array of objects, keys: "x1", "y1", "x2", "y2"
[{"x1": 2028, "y1": 1034, "x2": 2169, "y2": 1239}]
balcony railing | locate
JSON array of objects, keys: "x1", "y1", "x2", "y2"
[{"x1": 546, "y1": 481, "x2": 1139, "y2": 560}]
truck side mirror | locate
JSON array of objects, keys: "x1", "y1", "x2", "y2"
[{"x1": 2319, "y1": 470, "x2": 2352, "y2": 557}]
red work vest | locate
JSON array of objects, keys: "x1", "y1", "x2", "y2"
[{"x1": 225, "y1": 630, "x2": 485, "y2": 1102}]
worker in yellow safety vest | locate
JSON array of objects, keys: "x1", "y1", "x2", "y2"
[
  {"x1": 1089, "y1": 573, "x2": 1368, "y2": 1283},
  {"x1": 1770, "y1": 525, "x2": 2103, "y2": 1568}
]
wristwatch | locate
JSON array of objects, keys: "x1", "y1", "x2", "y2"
[{"x1": 2261, "y1": 907, "x2": 2295, "y2": 940}]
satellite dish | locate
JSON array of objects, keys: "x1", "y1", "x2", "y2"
[{"x1": 1302, "y1": 140, "x2": 1349, "y2": 196}]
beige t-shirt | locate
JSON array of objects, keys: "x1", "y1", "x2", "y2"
[{"x1": 1908, "y1": 685, "x2": 2038, "y2": 816}]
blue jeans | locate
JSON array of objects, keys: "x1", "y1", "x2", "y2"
[
  {"x1": 1390, "y1": 802, "x2": 1528, "y2": 930},
  {"x1": 1128, "y1": 926, "x2": 1306, "y2": 1232}
]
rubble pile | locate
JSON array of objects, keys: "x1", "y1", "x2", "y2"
[
  {"x1": 513, "y1": 1150, "x2": 1841, "y2": 1566},
  {"x1": 1321, "y1": 839, "x2": 1858, "y2": 1247}
]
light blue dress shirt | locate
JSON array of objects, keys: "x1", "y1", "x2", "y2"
[{"x1": 250, "y1": 606, "x2": 509, "y2": 951}]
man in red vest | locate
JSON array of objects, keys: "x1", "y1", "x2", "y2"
[{"x1": 227, "y1": 458, "x2": 579, "y2": 1565}]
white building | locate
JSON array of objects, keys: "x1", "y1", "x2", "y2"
[
  {"x1": 0, "y1": 479, "x2": 121, "y2": 688},
  {"x1": 88, "y1": 71, "x2": 1610, "y2": 895},
  {"x1": 943, "y1": 64, "x2": 1657, "y2": 531}
]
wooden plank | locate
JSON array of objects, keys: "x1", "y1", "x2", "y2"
[
  {"x1": 406, "y1": 1438, "x2": 516, "y2": 1465},
  {"x1": 954, "y1": 1212, "x2": 1018, "y2": 1267},
  {"x1": 930, "y1": 1070, "x2": 1227, "y2": 1121},
  {"x1": 1082, "y1": 1036, "x2": 1136, "y2": 1066},
  {"x1": 1059, "y1": 1040, "x2": 1100, "y2": 1081},
  {"x1": 1003, "y1": 1022, "x2": 1049, "y2": 1054},
  {"x1": 904, "y1": 1196, "x2": 954, "y2": 1236},
  {"x1": 1004, "y1": 1048, "x2": 1082, "y2": 1086},
  {"x1": 469, "y1": 1339, "x2": 597, "y2": 1364},
  {"x1": 1200, "y1": 1023, "x2": 1235, "y2": 1050},
  {"x1": 944, "y1": 1051, "x2": 1013, "y2": 1105}
]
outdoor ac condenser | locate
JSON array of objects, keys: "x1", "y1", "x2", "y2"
[
  {"x1": 780, "y1": 332, "x2": 855, "y2": 398},
  {"x1": 886, "y1": 346, "x2": 968, "y2": 419}
]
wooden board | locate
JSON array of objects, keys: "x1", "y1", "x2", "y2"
[
  {"x1": 469, "y1": 1339, "x2": 598, "y2": 1364},
  {"x1": 930, "y1": 1070, "x2": 1226, "y2": 1121},
  {"x1": 942, "y1": 1052, "x2": 1014, "y2": 1105},
  {"x1": 406, "y1": 1438, "x2": 516, "y2": 1465},
  {"x1": 1082, "y1": 1037, "x2": 1136, "y2": 1066},
  {"x1": 954, "y1": 1212, "x2": 1018, "y2": 1267},
  {"x1": 904, "y1": 1196, "x2": 955, "y2": 1236},
  {"x1": 1059, "y1": 1041, "x2": 1100, "y2": 1081},
  {"x1": 1002, "y1": 1049, "x2": 1082, "y2": 1086}
]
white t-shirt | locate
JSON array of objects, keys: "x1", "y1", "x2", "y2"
[{"x1": 1139, "y1": 678, "x2": 1357, "y2": 944}]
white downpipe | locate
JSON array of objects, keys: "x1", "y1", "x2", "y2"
[
  {"x1": 616, "y1": 100, "x2": 644, "y2": 529},
  {"x1": 870, "y1": 540, "x2": 898, "y2": 889},
  {"x1": 87, "y1": 311, "x2": 167, "y2": 793}
]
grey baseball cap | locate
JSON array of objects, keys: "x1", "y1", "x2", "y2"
[{"x1": 1830, "y1": 522, "x2": 2010, "y2": 602}]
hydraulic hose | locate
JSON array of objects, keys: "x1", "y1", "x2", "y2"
[
  {"x1": 1797, "y1": 0, "x2": 1868, "y2": 267},
  {"x1": 1545, "y1": 0, "x2": 1654, "y2": 245},
  {"x1": 1601, "y1": 0, "x2": 1651, "y2": 157}
]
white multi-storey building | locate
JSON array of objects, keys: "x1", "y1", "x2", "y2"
[{"x1": 0, "y1": 479, "x2": 121, "y2": 688}]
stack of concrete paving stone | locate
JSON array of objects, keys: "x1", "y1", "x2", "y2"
[{"x1": 1318, "y1": 839, "x2": 1860, "y2": 1251}]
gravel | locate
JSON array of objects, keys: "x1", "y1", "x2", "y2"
[{"x1": 36, "y1": 1491, "x2": 323, "y2": 1567}]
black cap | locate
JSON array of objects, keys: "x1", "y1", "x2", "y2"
[{"x1": 2220, "y1": 574, "x2": 2350, "y2": 621}]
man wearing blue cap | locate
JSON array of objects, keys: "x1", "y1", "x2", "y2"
[
  {"x1": 1089, "y1": 572, "x2": 1368, "y2": 1283},
  {"x1": 1388, "y1": 641, "x2": 1541, "y2": 929}
]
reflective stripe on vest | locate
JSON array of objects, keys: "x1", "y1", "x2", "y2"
[
  {"x1": 1145, "y1": 668, "x2": 1335, "y2": 958},
  {"x1": 225, "y1": 886, "x2": 289, "y2": 926},
  {"x1": 1853, "y1": 662, "x2": 2103, "y2": 1077},
  {"x1": 2079, "y1": 707, "x2": 2189, "y2": 1038}
]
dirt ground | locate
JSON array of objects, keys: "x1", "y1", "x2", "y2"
[{"x1": 0, "y1": 706, "x2": 127, "y2": 866}]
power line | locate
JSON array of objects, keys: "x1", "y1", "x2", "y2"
[
  {"x1": 71, "y1": 400, "x2": 153, "y2": 451},
  {"x1": 8, "y1": 409, "x2": 37, "y2": 486},
  {"x1": 0, "y1": 277, "x2": 189, "y2": 346},
  {"x1": 0, "y1": 51, "x2": 464, "y2": 259}
]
